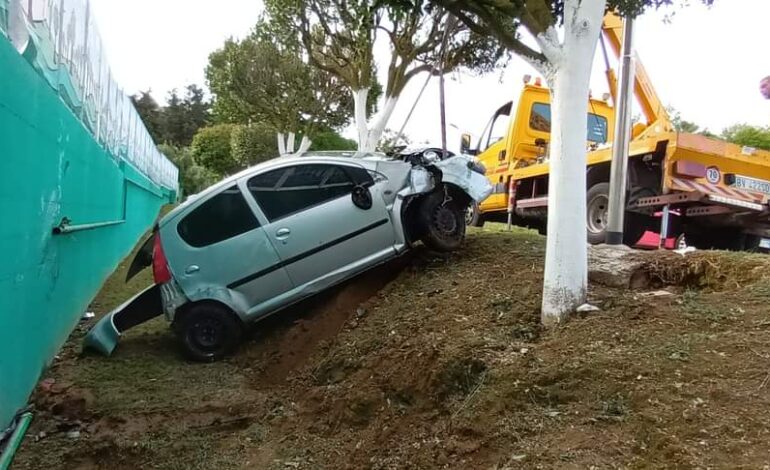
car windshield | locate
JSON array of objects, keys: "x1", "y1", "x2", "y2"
[{"x1": 530, "y1": 102, "x2": 609, "y2": 143}]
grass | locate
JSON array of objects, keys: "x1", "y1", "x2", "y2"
[{"x1": 14, "y1": 222, "x2": 770, "y2": 469}]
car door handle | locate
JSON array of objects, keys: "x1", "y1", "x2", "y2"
[
  {"x1": 275, "y1": 228, "x2": 291, "y2": 241},
  {"x1": 185, "y1": 265, "x2": 200, "y2": 275}
]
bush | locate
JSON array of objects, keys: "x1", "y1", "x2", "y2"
[
  {"x1": 309, "y1": 131, "x2": 357, "y2": 151},
  {"x1": 721, "y1": 124, "x2": 770, "y2": 151},
  {"x1": 191, "y1": 124, "x2": 239, "y2": 176},
  {"x1": 231, "y1": 123, "x2": 277, "y2": 168},
  {"x1": 159, "y1": 144, "x2": 218, "y2": 196}
]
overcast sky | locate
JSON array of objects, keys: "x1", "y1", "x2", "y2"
[{"x1": 90, "y1": 0, "x2": 769, "y2": 152}]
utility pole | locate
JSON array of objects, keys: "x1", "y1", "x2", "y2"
[
  {"x1": 438, "y1": 14, "x2": 457, "y2": 156},
  {"x1": 606, "y1": 17, "x2": 636, "y2": 245}
]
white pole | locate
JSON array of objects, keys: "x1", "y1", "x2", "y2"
[
  {"x1": 659, "y1": 205, "x2": 670, "y2": 249},
  {"x1": 606, "y1": 17, "x2": 636, "y2": 245}
]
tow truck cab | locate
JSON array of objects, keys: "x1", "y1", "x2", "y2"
[{"x1": 462, "y1": 82, "x2": 616, "y2": 217}]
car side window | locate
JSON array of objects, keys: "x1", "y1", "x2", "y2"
[
  {"x1": 248, "y1": 164, "x2": 360, "y2": 221},
  {"x1": 177, "y1": 185, "x2": 259, "y2": 247}
]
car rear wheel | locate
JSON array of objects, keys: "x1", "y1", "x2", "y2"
[
  {"x1": 420, "y1": 190, "x2": 466, "y2": 252},
  {"x1": 178, "y1": 303, "x2": 243, "y2": 362}
]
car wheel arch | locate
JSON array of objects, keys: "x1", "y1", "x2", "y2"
[
  {"x1": 173, "y1": 297, "x2": 245, "y2": 328},
  {"x1": 400, "y1": 183, "x2": 473, "y2": 245}
]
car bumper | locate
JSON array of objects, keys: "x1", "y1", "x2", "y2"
[{"x1": 83, "y1": 284, "x2": 163, "y2": 356}]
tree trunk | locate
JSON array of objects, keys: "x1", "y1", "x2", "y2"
[
  {"x1": 540, "y1": 0, "x2": 605, "y2": 325},
  {"x1": 276, "y1": 132, "x2": 286, "y2": 155},
  {"x1": 352, "y1": 88, "x2": 371, "y2": 151},
  {"x1": 352, "y1": 87, "x2": 399, "y2": 152},
  {"x1": 365, "y1": 95, "x2": 398, "y2": 152},
  {"x1": 276, "y1": 132, "x2": 311, "y2": 156},
  {"x1": 295, "y1": 135, "x2": 312, "y2": 154}
]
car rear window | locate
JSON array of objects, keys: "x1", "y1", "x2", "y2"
[
  {"x1": 248, "y1": 164, "x2": 362, "y2": 221},
  {"x1": 177, "y1": 185, "x2": 258, "y2": 247}
]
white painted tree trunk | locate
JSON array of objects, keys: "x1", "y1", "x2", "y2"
[
  {"x1": 276, "y1": 132, "x2": 312, "y2": 156},
  {"x1": 352, "y1": 88, "x2": 400, "y2": 152},
  {"x1": 277, "y1": 132, "x2": 286, "y2": 155},
  {"x1": 537, "y1": 0, "x2": 606, "y2": 325}
]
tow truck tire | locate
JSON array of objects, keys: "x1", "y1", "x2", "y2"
[
  {"x1": 178, "y1": 302, "x2": 243, "y2": 362},
  {"x1": 586, "y1": 183, "x2": 611, "y2": 245},
  {"x1": 420, "y1": 190, "x2": 466, "y2": 252},
  {"x1": 586, "y1": 182, "x2": 650, "y2": 246},
  {"x1": 466, "y1": 203, "x2": 485, "y2": 227}
]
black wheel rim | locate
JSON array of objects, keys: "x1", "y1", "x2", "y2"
[
  {"x1": 191, "y1": 317, "x2": 225, "y2": 351},
  {"x1": 432, "y1": 205, "x2": 460, "y2": 240}
]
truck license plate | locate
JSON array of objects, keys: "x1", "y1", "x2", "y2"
[
  {"x1": 760, "y1": 238, "x2": 770, "y2": 250},
  {"x1": 733, "y1": 175, "x2": 770, "y2": 195}
]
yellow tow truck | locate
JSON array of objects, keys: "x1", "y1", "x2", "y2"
[{"x1": 463, "y1": 14, "x2": 770, "y2": 250}]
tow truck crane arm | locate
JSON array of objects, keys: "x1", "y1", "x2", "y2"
[{"x1": 601, "y1": 13, "x2": 673, "y2": 133}]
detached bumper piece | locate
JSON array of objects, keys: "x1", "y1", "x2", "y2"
[{"x1": 83, "y1": 284, "x2": 163, "y2": 356}]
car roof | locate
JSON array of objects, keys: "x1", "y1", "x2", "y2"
[{"x1": 159, "y1": 152, "x2": 388, "y2": 227}]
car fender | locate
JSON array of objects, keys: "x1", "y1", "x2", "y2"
[
  {"x1": 183, "y1": 285, "x2": 251, "y2": 322},
  {"x1": 433, "y1": 156, "x2": 493, "y2": 202}
]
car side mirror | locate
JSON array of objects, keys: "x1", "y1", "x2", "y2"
[
  {"x1": 351, "y1": 185, "x2": 373, "y2": 210},
  {"x1": 460, "y1": 133, "x2": 477, "y2": 156}
]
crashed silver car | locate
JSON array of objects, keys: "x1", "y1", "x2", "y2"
[{"x1": 84, "y1": 150, "x2": 492, "y2": 361}]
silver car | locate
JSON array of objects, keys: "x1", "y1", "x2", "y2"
[{"x1": 85, "y1": 151, "x2": 492, "y2": 361}]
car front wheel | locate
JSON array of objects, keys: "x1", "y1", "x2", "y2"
[
  {"x1": 177, "y1": 303, "x2": 243, "y2": 362},
  {"x1": 420, "y1": 190, "x2": 467, "y2": 252}
]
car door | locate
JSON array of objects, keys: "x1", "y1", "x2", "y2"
[
  {"x1": 245, "y1": 162, "x2": 396, "y2": 288},
  {"x1": 163, "y1": 184, "x2": 294, "y2": 312}
]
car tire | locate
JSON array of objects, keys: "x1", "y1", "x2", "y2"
[
  {"x1": 465, "y1": 203, "x2": 485, "y2": 227},
  {"x1": 178, "y1": 303, "x2": 243, "y2": 362},
  {"x1": 420, "y1": 190, "x2": 467, "y2": 252}
]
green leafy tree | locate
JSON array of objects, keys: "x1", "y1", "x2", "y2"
[
  {"x1": 309, "y1": 131, "x2": 357, "y2": 151},
  {"x1": 265, "y1": 0, "x2": 506, "y2": 151},
  {"x1": 231, "y1": 123, "x2": 277, "y2": 168},
  {"x1": 721, "y1": 124, "x2": 770, "y2": 151},
  {"x1": 376, "y1": 128, "x2": 412, "y2": 154},
  {"x1": 433, "y1": 0, "x2": 713, "y2": 324},
  {"x1": 667, "y1": 106, "x2": 710, "y2": 134},
  {"x1": 130, "y1": 91, "x2": 163, "y2": 142},
  {"x1": 160, "y1": 85, "x2": 212, "y2": 146},
  {"x1": 158, "y1": 144, "x2": 218, "y2": 196},
  {"x1": 191, "y1": 124, "x2": 239, "y2": 176},
  {"x1": 207, "y1": 21, "x2": 375, "y2": 153}
]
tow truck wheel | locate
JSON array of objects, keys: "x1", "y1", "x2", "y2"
[
  {"x1": 586, "y1": 182, "x2": 649, "y2": 246},
  {"x1": 178, "y1": 302, "x2": 243, "y2": 362},
  {"x1": 465, "y1": 203, "x2": 485, "y2": 227},
  {"x1": 420, "y1": 191, "x2": 466, "y2": 252},
  {"x1": 586, "y1": 183, "x2": 611, "y2": 244}
]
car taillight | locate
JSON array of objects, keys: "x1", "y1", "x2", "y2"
[{"x1": 152, "y1": 234, "x2": 172, "y2": 284}]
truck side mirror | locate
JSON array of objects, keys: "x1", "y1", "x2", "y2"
[{"x1": 460, "y1": 133, "x2": 477, "y2": 156}]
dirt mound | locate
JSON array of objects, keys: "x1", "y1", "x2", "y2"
[
  {"x1": 233, "y1": 254, "x2": 413, "y2": 386},
  {"x1": 14, "y1": 227, "x2": 770, "y2": 469}
]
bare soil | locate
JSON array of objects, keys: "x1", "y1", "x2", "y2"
[{"x1": 13, "y1": 225, "x2": 770, "y2": 469}]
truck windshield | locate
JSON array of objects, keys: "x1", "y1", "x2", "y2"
[{"x1": 530, "y1": 102, "x2": 608, "y2": 143}]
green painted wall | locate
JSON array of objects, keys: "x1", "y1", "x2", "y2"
[{"x1": 0, "y1": 35, "x2": 173, "y2": 429}]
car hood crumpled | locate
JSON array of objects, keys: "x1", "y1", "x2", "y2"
[{"x1": 433, "y1": 156, "x2": 493, "y2": 202}]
